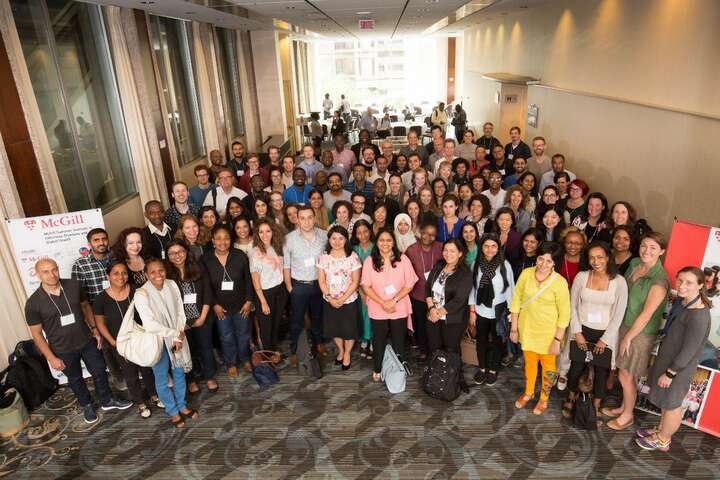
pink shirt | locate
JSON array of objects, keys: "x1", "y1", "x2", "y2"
[
  {"x1": 332, "y1": 148, "x2": 357, "y2": 175},
  {"x1": 361, "y1": 254, "x2": 418, "y2": 320}
]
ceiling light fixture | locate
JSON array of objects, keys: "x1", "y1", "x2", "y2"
[
  {"x1": 356, "y1": 11, "x2": 372, "y2": 15},
  {"x1": 139, "y1": 0, "x2": 154, "y2": 4}
]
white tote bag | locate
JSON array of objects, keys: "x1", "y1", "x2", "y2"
[{"x1": 115, "y1": 292, "x2": 163, "y2": 368}]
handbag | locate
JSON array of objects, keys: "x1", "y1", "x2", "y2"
[
  {"x1": 569, "y1": 341, "x2": 612, "y2": 369},
  {"x1": 460, "y1": 331, "x2": 478, "y2": 366},
  {"x1": 381, "y1": 345, "x2": 406, "y2": 394},
  {"x1": 251, "y1": 350, "x2": 279, "y2": 389},
  {"x1": 115, "y1": 292, "x2": 163, "y2": 368},
  {"x1": 0, "y1": 388, "x2": 29, "y2": 438}
]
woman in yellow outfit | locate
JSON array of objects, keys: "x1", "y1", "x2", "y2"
[{"x1": 509, "y1": 241, "x2": 570, "y2": 415}]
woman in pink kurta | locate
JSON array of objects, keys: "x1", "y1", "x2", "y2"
[{"x1": 361, "y1": 228, "x2": 418, "y2": 381}]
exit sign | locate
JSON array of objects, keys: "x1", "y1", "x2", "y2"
[{"x1": 359, "y1": 19, "x2": 375, "y2": 30}]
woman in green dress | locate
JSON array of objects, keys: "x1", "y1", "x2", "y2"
[
  {"x1": 462, "y1": 222, "x2": 480, "y2": 269},
  {"x1": 351, "y1": 220, "x2": 375, "y2": 359}
]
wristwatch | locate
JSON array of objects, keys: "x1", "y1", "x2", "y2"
[{"x1": 393, "y1": 297, "x2": 399, "y2": 303}]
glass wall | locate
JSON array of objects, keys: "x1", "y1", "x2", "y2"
[
  {"x1": 214, "y1": 27, "x2": 244, "y2": 143},
  {"x1": 11, "y1": 0, "x2": 136, "y2": 211},
  {"x1": 149, "y1": 15, "x2": 204, "y2": 166}
]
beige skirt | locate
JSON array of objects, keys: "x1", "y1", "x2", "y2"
[{"x1": 615, "y1": 324, "x2": 657, "y2": 378}]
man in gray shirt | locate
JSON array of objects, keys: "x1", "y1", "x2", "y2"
[
  {"x1": 323, "y1": 172, "x2": 351, "y2": 210},
  {"x1": 283, "y1": 206, "x2": 328, "y2": 362}
]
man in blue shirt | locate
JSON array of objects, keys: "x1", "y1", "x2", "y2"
[
  {"x1": 283, "y1": 168, "x2": 314, "y2": 206},
  {"x1": 344, "y1": 163, "x2": 374, "y2": 200},
  {"x1": 189, "y1": 165, "x2": 216, "y2": 208}
]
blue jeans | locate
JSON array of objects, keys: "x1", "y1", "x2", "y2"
[
  {"x1": 216, "y1": 311, "x2": 250, "y2": 367},
  {"x1": 290, "y1": 280, "x2": 323, "y2": 353},
  {"x1": 152, "y1": 347, "x2": 187, "y2": 417},
  {"x1": 56, "y1": 338, "x2": 112, "y2": 407}
]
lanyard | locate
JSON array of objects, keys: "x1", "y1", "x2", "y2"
[
  {"x1": 153, "y1": 232, "x2": 166, "y2": 255},
  {"x1": 662, "y1": 295, "x2": 701, "y2": 335},
  {"x1": 222, "y1": 265, "x2": 231, "y2": 282},
  {"x1": 46, "y1": 287, "x2": 73, "y2": 316},
  {"x1": 420, "y1": 247, "x2": 435, "y2": 274}
]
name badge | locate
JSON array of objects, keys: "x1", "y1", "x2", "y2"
[
  {"x1": 60, "y1": 313, "x2": 75, "y2": 327},
  {"x1": 101, "y1": 280, "x2": 110, "y2": 289},
  {"x1": 161, "y1": 250, "x2": 166, "y2": 260},
  {"x1": 424, "y1": 271, "x2": 430, "y2": 280},
  {"x1": 485, "y1": 149, "x2": 490, "y2": 155},
  {"x1": 221, "y1": 281, "x2": 234, "y2": 291},
  {"x1": 384, "y1": 284, "x2": 397, "y2": 296},
  {"x1": 237, "y1": 169, "x2": 245, "y2": 177},
  {"x1": 508, "y1": 154, "x2": 514, "y2": 160},
  {"x1": 183, "y1": 293, "x2": 197, "y2": 304},
  {"x1": 587, "y1": 312, "x2": 603, "y2": 324},
  {"x1": 304, "y1": 257, "x2": 316, "y2": 268}
]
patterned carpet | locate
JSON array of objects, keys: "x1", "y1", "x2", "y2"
[{"x1": 2, "y1": 348, "x2": 720, "y2": 480}]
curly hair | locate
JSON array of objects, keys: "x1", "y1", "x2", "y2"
[
  {"x1": 111, "y1": 227, "x2": 147, "y2": 262},
  {"x1": 174, "y1": 214, "x2": 210, "y2": 246},
  {"x1": 252, "y1": 219, "x2": 284, "y2": 256}
]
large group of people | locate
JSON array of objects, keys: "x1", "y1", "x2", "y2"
[{"x1": 25, "y1": 125, "x2": 712, "y2": 452}]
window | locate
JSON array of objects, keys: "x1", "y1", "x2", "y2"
[
  {"x1": 11, "y1": 0, "x2": 136, "y2": 211},
  {"x1": 214, "y1": 27, "x2": 244, "y2": 142},
  {"x1": 335, "y1": 57, "x2": 354, "y2": 76},
  {"x1": 149, "y1": 15, "x2": 204, "y2": 166}
]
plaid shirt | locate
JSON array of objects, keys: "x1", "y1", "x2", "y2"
[{"x1": 71, "y1": 253, "x2": 109, "y2": 303}]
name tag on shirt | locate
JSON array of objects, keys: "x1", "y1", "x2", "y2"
[
  {"x1": 304, "y1": 257, "x2": 316, "y2": 268},
  {"x1": 161, "y1": 250, "x2": 166, "y2": 260},
  {"x1": 384, "y1": 284, "x2": 397, "y2": 296},
  {"x1": 424, "y1": 271, "x2": 430, "y2": 280},
  {"x1": 508, "y1": 154, "x2": 514, "y2": 160},
  {"x1": 183, "y1": 293, "x2": 197, "y2": 304},
  {"x1": 101, "y1": 280, "x2": 110, "y2": 289},
  {"x1": 221, "y1": 281, "x2": 234, "y2": 291},
  {"x1": 587, "y1": 312, "x2": 603, "y2": 324},
  {"x1": 237, "y1": 169, "x2": 244, "y2": 177},
  {"x1": 485, "y1": 149, "x2": 490, "y2": 155},
  {"x1": 60, "y1": 313, "x2": 75, "y2": 327}
]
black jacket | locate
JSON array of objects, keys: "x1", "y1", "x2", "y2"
[
  {"x1": 201, "y1": 248, "x2": 253, "y2": 314},
  {"x1": 504, "y1": 141, "x2": 532, "y2": 162},
  {"x1": 476, "y1": 136, "x2": 502, "y2": 161},
  {"x1": 142, "y1": 226, "x2": 173, "y2": 260},
  {"x1": 424, "y1": 263, "x2": 473, "y2": 325}
]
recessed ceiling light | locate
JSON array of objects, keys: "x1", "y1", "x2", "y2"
[
  {"x1": 140, "y1": 1, "x2": 154, "y2": 4},
  {"x1": 356, "y1": 11, "x2": 372, "y2": 15},
  {"x1": 425, "y1": 0, "x2": 440, "y2": 3}
]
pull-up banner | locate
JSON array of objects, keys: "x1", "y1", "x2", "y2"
[{"x1": 6, "y1": 209, "x2": 105, "y2": 297}]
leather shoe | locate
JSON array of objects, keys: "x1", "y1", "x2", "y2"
[
  {"x1": 317, "y1": 343, "x2": 328, "y2": 356},
  {"x1": 243, "y1": 362, "x2": 252, "y2": 373},
  {"x1": 289, "y1": 354, "x2": 297, "y2": 367},
  {"x1": 227, "y1": 366, "x2": 238, "y2": 377}
]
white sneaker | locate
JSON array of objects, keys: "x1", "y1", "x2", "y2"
[{"x1": 556, "y1": 376, "x2": 567, "y2": 391}]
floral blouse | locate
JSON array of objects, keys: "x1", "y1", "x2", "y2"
[{"x1": 317, "y1": 252, "x2": 362, "y2": 304}]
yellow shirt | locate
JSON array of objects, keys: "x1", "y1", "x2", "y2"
[{"x1": 509, "y1": 267, "x2": 571, "y2": 355}]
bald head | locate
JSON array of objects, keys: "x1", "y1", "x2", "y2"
[{"x1": 35, "y1": 258, "x2": 60, "y2": 288}]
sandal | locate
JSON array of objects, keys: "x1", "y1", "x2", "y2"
[
  {"x1": 601, "y1": 406, "x2": 622, "y2": 418},
  {"x1": 138, "y1": 404, "x2": 151, "y2": 419},
  {"x1": 515, "y1": 394, "x2": 532, "y2": 409},
  {"x1": 372, "y1": 372, "x2": 381, "y2": 382},
  {"x1": 606, "y1": 417, "x2": 634, "y2": 431},
  {"x1": 188, "y1": 382, "x2": 200, "y2": 394},
  {"x1": 533, "y1": 399, "x2": 548, "y2": 415},
  {"x1": 207, "y1": 380, "x2": 219, "y2": 393},
  {"x1": 561, "y1": 401, "x2": 574, "y2": 419},
  {"x1": 170, "y1": 415, "x2": 185, "y2": 429},
  {"x1": 181, "y1": 408, "x2": 199, "y2": 420}
]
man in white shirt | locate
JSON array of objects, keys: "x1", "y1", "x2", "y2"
[
  {"x1": 358, "y1": 107, "x2": 377, "y2": 134},
  {"x1": 432, "y1": 139, "x2": 459, "y2": 175},
  {"x1": 340, "y1": 94, "x2": 351, "y2": 121},
  {"x1": 538, "y1": 153, "x2": 577, "y2": 192},
  {"x1": 368, "y1": 156, "x2": 392, "y2": 186},
  {"x1": 203, "y1": 167, "x2": 247, "y2": 217},
  {"x1": 322, "y1": 93, "x2": 333, "y2": 119},
  {"x1": 481, "y1": 171, "x2": 506, "y2": 218},
  {"x1": 359, "y1": 146, "x2": 376, "y2": 173}
]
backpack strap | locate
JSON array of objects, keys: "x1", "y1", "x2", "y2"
[{"x1": 520, "y1": 273, "x2": 558, "y2": 310}]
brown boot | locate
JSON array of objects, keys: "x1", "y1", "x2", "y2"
[
  {"x1": 243, "y1": 361, "x2": 252, "y2": 373},
  {"x1": 289, "y1": 354, "x2": 297, "y2": 367},
  {"x1": 228, "y1": 366, "x2": 238, "y2": 377}
]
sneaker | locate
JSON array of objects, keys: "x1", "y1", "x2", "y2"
[
  {"x1": 556, "y1": 376, "x2": 568, "y2": 391},
  {"x1": 485, "y1": 371, "x2": 498, "y2": 386},
  {"x1": 367, "y1": 345, "x2": 373, "y2": 360},
  {"x1": 473, "y1": 370, "x2": 486, "y2": 385},
  {"x1": 501, "y1": 353, "x2": 516, "y2": 368},
  {"x1": 101, "y1": 398, "x2": 133, "y2": 411},
  {"x1": 636, "y1": 427, "x2": 660, "y2": 438},
  {"x1": 359, "y1": 342, "x2": 367, "y2": 359},
  {"x1": 635, "y1": 433, "x2": 670, "y2": 452},
  {"x1": 83, "y1": 404, "x2": 98, "y2": 424},
  {"x1": 155, "y1": 399, "x2": 165, "y2": 409}
]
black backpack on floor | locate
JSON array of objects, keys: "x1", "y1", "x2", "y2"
[
  {"x1": 422, "y1": 350, "x2": 468, "y2": 402},
  {"x1": 296, "y1": 329, "x2": 322, "y2": 379},
  {"x1": 4, "y1": 341, "x2": 58, "y2": 410},
  {"x1": 572, "y1": 392, "x2": 598, "y2": 430}
]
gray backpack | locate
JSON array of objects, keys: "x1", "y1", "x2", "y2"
[
  {"x1": 381, "y1": 345, "x2": 406, "y2": 394},
  {"x1": 296, "y1": 329, "x2": 322, "y2": 379}
]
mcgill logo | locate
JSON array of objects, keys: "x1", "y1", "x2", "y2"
[{"x1": 24, "y1": 219, "x2": 37, "y2": 231}]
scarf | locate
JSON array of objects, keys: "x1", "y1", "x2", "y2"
[
  {"x1": 139, "y1": 282, "x2": 193, "y2": 373},
  {"x1": 476, "y1": 253, "x2": 503, "y2": 308},
  {"x1": 394, "y1": 214, "x2": 417, "y2": 253}
]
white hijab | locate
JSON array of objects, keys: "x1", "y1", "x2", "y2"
[{"x1": 394, "y1": 213, "x2": 417, "y2": 253}]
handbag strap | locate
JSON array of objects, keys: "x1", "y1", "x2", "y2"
[{"x1": 520, "y1": 273, "x2": 558, "y2": 310}]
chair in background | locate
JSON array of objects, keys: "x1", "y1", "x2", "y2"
[{"x1": 392, "y1": 126, "x2": 407, "y2": 137}]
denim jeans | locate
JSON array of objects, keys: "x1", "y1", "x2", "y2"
[
  {"x1": 152, "y1": 347, "x2": 187, "y2": 417},
  {"x1": 289, "y1": 280, "x2": 323, "y2": 353},
  {"x1": 56, "y1": 338, "x2": 112, "y2": 407},
  {"x1": 216, "y1": 310, "x2": 250, "y2": 368},
  {"x1": 186, "y1": 318, "x2": 217, "y2": 382}
]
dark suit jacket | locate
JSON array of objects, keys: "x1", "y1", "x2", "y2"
[{"x1": 424, "y1": 263, "x2": 473, "y2": 325}]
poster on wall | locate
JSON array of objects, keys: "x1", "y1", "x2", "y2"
[
  {"x1": 6, "y1": 209, "x2": 105, "y2": 297},
  {"x1": 6, "y1": 209, "x2": 105, "y2": 383},
  {"x1": 664, "y1": 220, "x2": 720, "y2": 371}
]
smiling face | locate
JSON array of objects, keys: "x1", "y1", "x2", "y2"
[
  {"x1": 496, "y1": 212, "x2": 513, "y2": 232},
  {"x1": 373, "y1": 206, "x2": 387, "y2": 224},
  {"x1": 443, "y1": 241, "x2": 462, "y2": 266},
  {"x1": 335, "y1": 204, "x2": 350, "y2": 224},
  {"x1": 283, "y1": 156, "x2": 295, "y2": 174},
  {"x1": 588, "y1": 245, "x2": 609, "y2": 273},
  {"x1": 612, "y1": 229, "x2": 631, "y2": 253},
  {"x1": 355, "y1": 224, "x2": 371, "y2": 245},
  {"x1": 218, "y1": 171, "x2": 234, "y2": 191},
  {"x1": 521, "y1": 175, "x2": 535, "y2": 192},
  {"x1": 309, "y1": 192, "x2": 323, "y2": 209},
  {"x1": 510, "y1": 190, "x2": 523, "y2": 208},
  {"x1": 442, "y1": 198, "x2": 458, "y2": 218},
  {"x1": 234, "y1": 219, "x2": 251, "y2": 241},
  {"x1": 397, "y1": 220, "x2": 410, "y2": 235},
  {"x1": 270, "y1": 193, "x2": 283, "y2": 212},
  {"x1": 532, "y1": 138, "x2": 546, "y2": 156},
  {"x1": 107, "y1": 263, "x2": 128, "y2": 289},
  {"x1": 406, "y1": 201, "x2": 419, "y2": 220},
  {"x1": 612, "y1": 203, "x2": 629, "y2": 226},
  {"x1": 523, "y1": 234, "x2": 539, "y2": 256},
  {"x1": 542, "y1": 188, "x2": 558, "y2": 205},
  {"x1": 329, "y1": 231, "x2": 347, "y2": 252},
  {"x1": 181, "y1": 218, "x2": 199, "y2": 244},
  {"x1": 543, "y1": 210, "x2": 560, "y2": 230},
  {"x1": 535, "y1": 253, "x2": 555, "y2": 275},
  {"x1": 258, "y1": 223, "x2": 273, "y2": 247},
  {"x1": 676, "y1": 271, "x2": 703, "y2": 301},
  {"x1": 270, "y1": 169, "x2": 282, "y2": 186},
  {"x1": 201, "y1": 210, "x2": 217, "y2": 229},
  {"x1": 462, "y1": 224, "x2": 477, "y2": 245},
  {"x1": 433, "y1": 181, "x2": 447, "y2": 198},
  {"x1": 286, "y1": 206, "x2": 298, "y2": 224},
  {"x1": 145, "y1": 203, "x2": 164, "y2": 227},
  {"x1": 293, "y1": 169, "x2": 307, "y2": 187},
  {"x1": 469, "y1": 199, "x2": 484, "y2": 219},
  {"x1": 481, "y1": 239, "x2": 499, "y2": 261},
  {"x1": 563, "y1": 232, "x2": 584, "y2": 257},
  {"x1": 639, "y1": 237, "x2": 665, "y2": 265},
  {"x1": 463, "y1": 130, "x2": 474, "y2": 144},
  {"x1": 146, "y1": 260, "x2": 166, "y2": 289},
  {"x1": 488, "y1": 172, "x2": 502, "y2": 190},
  {"x1": 167, "y1": 243, "x2": 187, "y2": 268},
  {"x1": 587, "y1": 198, "x2": 605, "y2": 220},
  {"x1": 172, "y1": 183, "x2": 189, "y2": 204},
  {"x1": 376, "y1": 231, "x2": 395, "y2": 255},
  {"x1": 255, "y1": 199, "x2": 269, "y2": 217},
  {"x1": 125, "y1": 232, "x2": 143, "y2": 257}
]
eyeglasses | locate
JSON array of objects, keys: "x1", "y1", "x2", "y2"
[
  {"x1": 218, "y1": 176, "x2": 233, "y2": 181},
  {"x1": 167, "y1": 250, "x2": 185, "y2": 257}
]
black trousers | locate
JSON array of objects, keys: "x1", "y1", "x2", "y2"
[
  {"x1": 567, "y1": 325, "x2": 609, "y2": 399},
  {"x1": 426, "y1": 319, "x2": 466, "y2": 355},
  {"x1": 371, "y1": 318, "x2": 406, "y2": 374},
  {"x1": 107, "y1": 344, "x2": 156, "y2": 403},
  {"x1": 475, "y1": 314, "x2": 504, "y2": 371},
  {"x1": 255, "y1": 284, "x2": 288, "y2": 350},
  {"x1": 411, "y1": 298, "x2": 429, "y2": 354},
  {"x1": 56, "y1": 339, "x2": 112, "y2": 407}
]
